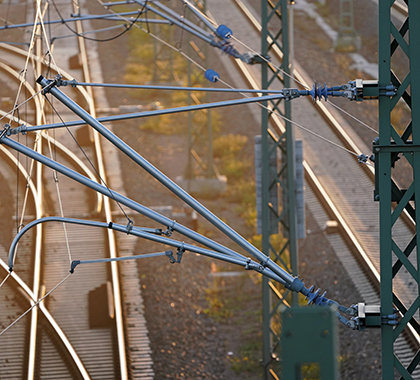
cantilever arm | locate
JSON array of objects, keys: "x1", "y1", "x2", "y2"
[{"x1": 8, "y1": 216, "x2": 286, "y2": 285}]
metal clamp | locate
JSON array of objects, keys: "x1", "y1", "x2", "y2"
[
  {"x1": 164, "y1": 220, "x2": 176, "y2": 237},
  {"x1": 353, "y1": 303, "x2": 399, "y2": 330},
  {"x1": 165, "y1": 244, "x2": 185, "y2": 264},
  {"x1": 125, "y1": 219, "x2": 133, "y2": 234},
  {"x1": 0, "y1": 124, "x2": 11, "y2": 140},
  {"x1": 37, "y1": 74, "x2": 62, "y2": 95}
]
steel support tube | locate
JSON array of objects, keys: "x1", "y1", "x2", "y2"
[
  {"x1": 152, "y1": 0, "x2": 213, "y2": 37},
  {"x1": 1, "y1": 137, "x2": 248, "y2": 262},
  {"x1": 63, "y1": 81, "x2": 285, "y2": 94},
  {"x1": 131, "y1": 0, "x2": 214, "y2": 43},
  {"x1": 7, "y1": 216, "x2": 286, "y2": 284},
  {"x1": 25, "y1": 88, "x2": 286, "y2": 133},
  {"x1": 36, "y1": 76, "x2": 294, "y2": 284}
]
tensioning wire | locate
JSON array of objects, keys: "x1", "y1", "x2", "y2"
[
  {"x1": 0, "y1": 273, "x2": 11, "y2": 289},
  {"x1": 45, "y1": 133, "x2": 73, "y2": 265},
  {"x1": 326, "y1": 100, "x2": 378, "y2": 134},
  {"x1": 35, "y1": 0, "x2": 61, "y2": 76},
  {"x1": 0, "y1": 272, "x2": 72, "y2": 337},
  {"x1": 43, "y1": 95, "x2": 133, "y2": 225},
  {"x1": 0, "y1": 89, "x2": 43, "y2": 124},
  {"x1": 230, "y1": 35, "x2": 310, "y2": 89}
]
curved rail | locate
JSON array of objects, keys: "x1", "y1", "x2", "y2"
[
  {"x1": 0, "y1": 4, "x2": 126, "y2": 377},
  {"x1": 0, "y1": 53, "x2": 93, "y2": 379}
]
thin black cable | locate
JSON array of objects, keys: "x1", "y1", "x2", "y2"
[
  {"x1": 5, "y1": 0, "x2": 12, "y2": 26},
  {"x1": 16, "y1": 135, "x2": 20, "y2": 234},
  {"x1": 15, "y1": 103, "x2": 21, "y2": 234},
  {"x1": 46, "y1": 1, "x2": 53, "y2": 78},
  {"x1": 176, "y1": 2, "x2": 187, "y2": 51},
  {"x1": 43, "y1": 95, "x2": 132, "y2": 224},
  {"x1": 51, "y1": 0, "x2": 143, "y2": 42},
  {"x1": 143, "y1": 0, "x2": 150, "y2": 34}
]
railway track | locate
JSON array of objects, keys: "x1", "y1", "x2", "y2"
[
  {"x1": 0, "y1": 1, "x2": 152, "y2": 379},
  {"x1": 0, "y1": 0, "x2": 418, "y2": 378}
]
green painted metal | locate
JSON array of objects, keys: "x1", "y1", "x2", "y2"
[
  {"x1": 335, "y1": 0, "x2": 360, "y2": 51},
  {"x1": 184, "y1": 0, "x2": 218, "y2": 182},
  {"x1": 377, "y1": 1, "x2": 420, "y2": 378},
  {"x1": 281, "y1": 306, "x2": 338, "y2": 380},
  {"x1": 260, "y1": 1, "x2": 299, "y2": 378},
  {"x1": 152, "y1": 22, "x2": 175, "y2": 84}
]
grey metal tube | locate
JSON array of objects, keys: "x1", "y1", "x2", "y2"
[
  {"x1": 7, "y1": 216, "x2": 285, "y2": 284},
  {"x1": 131, "y1": 0, "x2": 214, "y2": 43},
  {"x1": 2, "y1": 137, "x2": 246, "y2": 262},
  {"x1": 151, "y1": 0, "x2": 213, "y2": 37},
  {"x1": 24, "y1": 92, "x2": 285, "y2": 133},
  {"x1": 64, "y1": 81, "x2": 285, "y2": 94},
  {"x1": 180, "y1": 0, "x2": 217, "y2": 33},
  {"x1": 36, "y1": 76, "x2": 294, "y2": 284}
]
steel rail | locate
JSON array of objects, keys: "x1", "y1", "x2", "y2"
[
  {"x1": 0, "y1": 47, "x2": 92, "y2": 379},
  {"x1": 72, "y1": 0, "x2": 128, "y2": 374},
  {"x1": 0, "y1": 44, "x2": 103, "y2": 212},
  {"x1": 0, "y1": 259, "x2": 90, "y2": 379}
]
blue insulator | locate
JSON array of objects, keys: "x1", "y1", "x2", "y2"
[
  {"x1": 320, "y1": 83, "x2": 328, "y2": 101},
  {"x1": 309, "y1": 84, "x2": 316, "y2": 101},
  {"x1": 205, "y1": 69, "x2": 220, "y2": 83},
  {"x1": 309, "y1": 83, "x2": 328, "y2": 101},
  {"x1": 216, "y1": 24, "x2": 232, "y2": 39}
]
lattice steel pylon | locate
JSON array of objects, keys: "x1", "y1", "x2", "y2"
[
  {"x1": 377, "y1": 2, "x2": 420, "y2": 379},
  {"x1": 260, "y1": 1, "x2": 299, "y2": 378}
]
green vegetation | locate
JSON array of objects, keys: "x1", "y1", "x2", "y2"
[{"x1": 229, "y1": 341, "x2": 262, "y2": 374}]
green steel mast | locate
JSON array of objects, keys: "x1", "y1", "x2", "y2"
[
  {"x1": 260, "y1": 1, "x2": 299, "y2": 378},
  {"x1": 377, "y1": 1, "x2": 420, "y2": 378}
]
